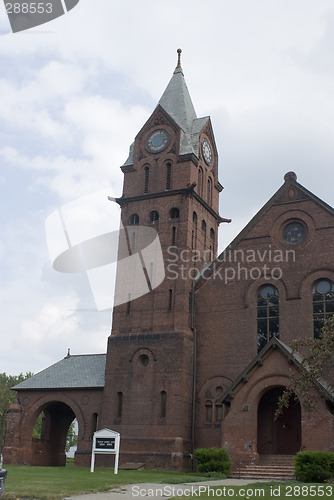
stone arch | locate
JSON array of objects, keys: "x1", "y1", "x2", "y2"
[
  {"x1": 198, "y1": 376, "x2": 233, "y2": 400},
  {"x1": 242, "y1": 374, "x2": 291, "y2": 408},
  {"x1": 245, "y1": 275, "x2": 287, "y2": 309},
  {"x1": 270, "y1": 209, "x2": 316, "y2": 250},
  {"x1": 236, "y1": 375, "x2": 301, "y2": 456},
  {"x1": 299, "y1": 269, "x2": 334, "y2": 339},
  {"x1": 18, "y1": 393, "x2": 85, "y2": 466},
  {"x1": 129, "y1": 347, "x2": 157, "y2": 365},
  {"x1": 197, "y1": 376, "x2": 233, "y2": 426}
]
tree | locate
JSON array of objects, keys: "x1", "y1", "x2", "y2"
[
  {"x1": 32, "y1": 412, "x2": 77, "y2": 452},
  {"x1": 32, "y1": 411, "x2": 43, "y2": 439},
  {"x1": 66, "y1": 420, "x2": 77, "y2": 453},
  {"x1": 276, "y1": 316, "x2": 334, "y2": 415},
  {"x1": 0, "y1": 372, "x2": 32, "y2": 448}
]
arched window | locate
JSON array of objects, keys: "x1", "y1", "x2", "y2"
[
  {"x1": 117, "y1": 391, "x2": 123, "y2": 419},
  {"x1": 126, "y1": 294, "x2": 131, "y2": 314},
  {"x1": 205, "y1": 400, "x2": 213, "y2": 423},
  {"x1": 129, "y1": 213, "x2": 139, "y2": 225},
  {"x1": 210, "y1": 228, "x2": 215, "y2": 260},
  {"x1": 170, "y1": 207, "x2": 180, "y2": 219},
  {"x1": 201, "y1": 220, "x2": 207, "y2": 248},
  {"x1": 257, "y1": 285, "x2": 279, "y2": 352},
  {"x1": 131, "y1": 232, "x2": 136, "y2": 252},
  {"x1": 215, "y1": 404, "x2": 223, "y2": 422},
  {"x1": 313, "y1": 279, "x2": 334, "y2": 339},
  {"x1": 165, "y1": 162, "x2": 172, "y2": 190},
  {"x1": 207, "y1": 177, "x2": 212, "y2": 205},
  {"x1": 198, "y1": 167, "x2": 203, "y2": 197},
  {"x1": 144, "y1": 166, "x2": 150, "y2": 194},
  {"x1": 149, "y1": 210, "x2": 159, "y2": 223},
  {"x1": 172, "y1": 226, "x2": 176, "y2": 245},
  {"x1": 160, "y1": 391, "x2": 167, "y2": 419},
  {"x1": 149, "y1": 262, "x2": 154, "y2": 285},
  {"x1": 168, "y1": 289, "x2": 173, "y2": 311},
  {"x1": 192, "y1": 212, "x2": 198, "y2": 250}
]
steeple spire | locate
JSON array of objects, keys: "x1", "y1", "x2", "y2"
[
  {"x1": 177, "y1": 48, "x2": 182, "y2": 67},
  {"x1": 122, "y1": 49, "x2": 209, "y2": 166},
  {"x1": 175, "y1": 48, "x2": 182, "y2": 72},
  {"x1": 158, "y1": 49, "x2": 197, "y2": 133}
]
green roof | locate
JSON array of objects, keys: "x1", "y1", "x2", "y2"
[{"x1": 14, "y1": 354, "x2": 106, "y2": 390}]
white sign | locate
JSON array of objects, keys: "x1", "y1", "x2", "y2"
[{"x1": 91, "y1": 429, "x2": 120, "y2": 474}]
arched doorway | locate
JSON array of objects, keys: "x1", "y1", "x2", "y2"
[
  {"x1": 257, "y1": 387, "x2": 301, "y2": 455},
  {"x1": 31, "y1": 402, "x2": 76, "y2": 466}
]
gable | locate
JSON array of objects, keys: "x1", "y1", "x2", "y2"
[
  {"x1": 195, "y1": 172, "x2": 334, "y2": 289},
  {"x1": 220, "y1": 337, "x2": 334, "y2": 405}
]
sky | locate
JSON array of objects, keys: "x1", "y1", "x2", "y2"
[{"x1": 1, "y1": 0, "x2": 334, "y2": 375}]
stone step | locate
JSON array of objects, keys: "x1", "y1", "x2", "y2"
[
  {"x1": 230, "y1": 463, "x2": 295, "y2": 481},
  {"x1": 241, "y1": 466, "x2": 294, "y2": 472},
  {"x1": 259, "y1": 454, "x2": 295, "y2": 465},
  {"x1": 230, "y1": 471, "x2": 295, "y2": 480},
  {"x1": 230, "y1": 474, "x2": 295, "y2": 480}
]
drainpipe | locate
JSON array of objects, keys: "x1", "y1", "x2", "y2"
[{"x1": 190, "y1": 282, "x2": 197, "y2": 471}]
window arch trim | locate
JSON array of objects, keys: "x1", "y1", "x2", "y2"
[
  {"x1": 129, "y1": 213, "x2": 139, "y2": 225},
  {"x1": 165, "y1": 162, "x2": 172, "y2": 191},
  {"x1": 143, "y1": 165, "x2": 150, "y2": 194},
  {"x1": 149, "y1": 210, "x2": 159, "y2": 223},
  {"x1": 312, "y1": 278, "x2": 334, "y2": 338},
  {"x1": 257, "y1": 284, "x2": 279, "y2": 352},
  {"x1": 169, "y1": 207, "x2": 180, "y2": 220}
]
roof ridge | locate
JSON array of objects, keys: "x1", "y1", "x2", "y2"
[{"x1": 67, "y1": 353, "x2": 106, "y2": 357}]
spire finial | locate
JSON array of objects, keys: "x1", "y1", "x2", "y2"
[{"x1": 177, "y1": 48, "x2": 182, "y2": 68}]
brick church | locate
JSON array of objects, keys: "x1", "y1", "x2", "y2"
[{"x1": 4, "y1": 51, "x2": 334, "y2": 471}]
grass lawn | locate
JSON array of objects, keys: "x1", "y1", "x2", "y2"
[
  {"x1": 3, "y1": 464, "x2": 333, "y2": 499},
  {"x1": 2, "y1": 462, "x2": 209, "y2": 499}
]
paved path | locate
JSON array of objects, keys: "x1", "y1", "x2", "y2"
[{"x1": 64, "y1": 479, "x2": 269, "y2": 500}]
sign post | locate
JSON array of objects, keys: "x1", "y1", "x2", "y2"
[{"x1": 91, "y1": 429, "x2": 120, "y2": 473}]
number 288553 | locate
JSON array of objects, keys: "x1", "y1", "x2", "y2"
[{"x1": 6, "y1": 3, "x2": 53, "y2": 14}]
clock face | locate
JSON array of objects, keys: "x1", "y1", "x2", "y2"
[
  {"x1": 202, "y1": 139, "x2": 212, "y2": 165},
  {"x1": 146, "y1": 129, "x2": 170, "y2": 153}
]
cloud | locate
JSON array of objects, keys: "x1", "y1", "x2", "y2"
[
  {"x1": 0, "y1": 72, "x2": 148, "y2": 201},
  {"x1": 291, "y1": 11, "x2": 334, "y2": 77},
  {"x1": 1, "y1": 0, "x2": 334, "y2": 376}
]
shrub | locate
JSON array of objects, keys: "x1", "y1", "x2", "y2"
[
  {"x1": 194, "y1": 447, "x2": 232, "y2": 475},
  {"x1": 295, "y1": 451, "x2": 334, "y2": 483}
]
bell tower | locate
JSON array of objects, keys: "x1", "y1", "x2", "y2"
[{"x1": 100, "y1": 50, "x2": 224, "y2": 470}]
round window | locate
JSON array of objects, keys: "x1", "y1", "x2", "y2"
[
  {"x1": 259, "y1": 285, "x2": 277, "y2": 299},
  {"x1": 313, "y1": 279, "x2": 333, "y2": 294},
  {"x1": 283, "y1": 221, "x2": 306, "y2": 244},
  {"x1": 139, "y1": 354, "x2": 149, "y2": 367}
]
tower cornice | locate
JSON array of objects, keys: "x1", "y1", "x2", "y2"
[{"x1": 115, "y1": 186, "x2": 222, "y2": 221}]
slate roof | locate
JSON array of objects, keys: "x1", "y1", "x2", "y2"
[
  {"x1": 13, "y1": 354, "x2": 106, "y2": 390},
  {"x1": 122, "y1": 62, "x2": 209, "y2": 166},
  {"x1": 158, "y1": 66, "x2": 197, "y2": 135}
]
